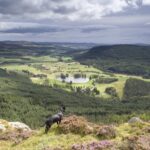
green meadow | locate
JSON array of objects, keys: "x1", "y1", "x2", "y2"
[{"x1": 1, "y1": 55, "x2": 150, "y2": 99}]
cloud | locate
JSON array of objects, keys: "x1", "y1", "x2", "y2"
[
  {"x1": 0, "y1": 21, "x2": 117, "y2": 34},
  {"x1": 81, "y1": 25, "x2": 117, "y2": 33},
  {"x1": 81, "y1": 27, "x2": 107, "y2": 33},
  {"x1": 0, "y1": 22, "x2": 38, "y2": 31},
  {"x1": 0, "y1": 0, "x2": 149, "y2": 21},
  {"x1": 146, "y1": 22, "x2": 150, "y2": 25},
  {"x1": 0, "y1": 0, "x2": 150, "y2": 43},
  {"x1": 0, "y1": 22, "x2": 70, "y2": 33},
  {"x1": 125, "y1": 0, "x2": 143, "y2": 8},
  {"x1": 143, "y1": 0, "x2": 150, "y2": 5}
]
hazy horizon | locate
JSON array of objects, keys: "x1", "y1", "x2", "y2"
[{"x1": 0, "y1": 40, "x2": 150, "y2": 45}]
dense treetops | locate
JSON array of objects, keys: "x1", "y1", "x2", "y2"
[{"x1": 77, "y1": 45, "x2": 150, "y2": 76}]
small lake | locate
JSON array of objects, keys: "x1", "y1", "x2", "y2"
[{"x1": 57, "y1": 77, "x2": 89, "y2": 84}]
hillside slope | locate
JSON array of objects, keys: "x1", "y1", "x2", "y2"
[
  {"x1": 0, "y1": 68, "x2": 150, "y2": 128},
  {"x1": 0, "y1": 115, "x2": 150, "y2": 150},
  {"x1": 76, "y1": 45, "x2": 150, "y2": 76}
]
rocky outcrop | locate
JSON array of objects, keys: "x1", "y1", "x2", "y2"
[
  {"x1": 0, "y1": 119, "x2": 31, "y2": 132},
  {"x1": 9, "y1": 122, "x2": 31, "y2": 131},
  {"x1": 0, "y1": 124, "x2": 6, "y2": 132},
  {"x1": 0, "y1": 119, "x2": 33, "y2": 144},
  {"x1": 0, "y1": 120, "x2": 9, "y2": 132},
  {"x1": 128, "y1": 117, "x2": 143, "y2": 124}
]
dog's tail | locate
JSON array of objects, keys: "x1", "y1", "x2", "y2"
[{"x1": 40, "y1": 117, "x2": 52, "y2": 127}]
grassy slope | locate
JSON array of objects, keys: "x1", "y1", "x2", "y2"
[
  {"x1": 0, "y1": 126, "x2": 96, "y2": 150},
  {"x1": 0, "y1": 43, "x2": 150, "y2": 149},
  {"x1": 0, "y1": 68, "x2": 150, "y2": 129},
  {"x1": 0, "y1": 119, "x2": 150, "y2": 150}
]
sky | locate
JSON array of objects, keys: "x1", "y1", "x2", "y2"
[{"x1": 0, "y1": 0, "x2": 150, "y2": 44}]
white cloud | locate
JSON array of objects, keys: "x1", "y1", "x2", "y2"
[
  {"x1": 0, "y1": 0, "x2": 150, "y2": 43},
  {"x1": 0, "y1": 22, "x2": 40, "y2": 31},
  {"x1": 0, "y1": 0, "x2": 149, "y2": 21},
  {"x1": 143, "y1": 0, "x2": 150, "y2": 5},
  {"x1": 125, "y1": 0, "x2": 143, "y2": 8},
  {"x1": 0, "y1": 21, "x2": 71, "y2": 33}
]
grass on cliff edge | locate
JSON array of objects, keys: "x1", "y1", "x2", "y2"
[{"x1": 0, "y1": 120, "x2": 150, "y2": 150}]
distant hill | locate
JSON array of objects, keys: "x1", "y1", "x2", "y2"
[
  {"x1": 76, "y1": 45, "x2": 150, "y2": 77},
  {"x1": 0, "y1": 41, "x2": 95, "y2": 58}
]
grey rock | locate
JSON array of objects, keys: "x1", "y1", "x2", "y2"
[{"x1": 128, "y1": 117, "x2": 143, "y2": 124}]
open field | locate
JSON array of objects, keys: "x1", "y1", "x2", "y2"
[{"x1": 1, "y1": 55, "x2": 150, "y2": 99}]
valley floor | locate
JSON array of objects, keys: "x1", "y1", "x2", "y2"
[{"x1": 1, "y1": 55, "x2": 150, "y2": 99}]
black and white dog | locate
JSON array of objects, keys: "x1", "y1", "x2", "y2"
[{"x1": 45, "y1": 106, "x2": 66, "y2": 134}]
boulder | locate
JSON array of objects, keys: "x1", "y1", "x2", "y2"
[
  {"x1": 0, "y1": 124, "x2": 6, "y2": 132},
  {"x1": 0, "y1": 120, "x2": 8, "y2": 132},
  {"x1": 9, "y1": 122, "x2": 31, "y2": 131},
  {"x1": 0, "y1": 120, "x2": 32, "y2": 143},
  {"x1": 128, "y1": 117, "x2": 143, "y2": 124}
]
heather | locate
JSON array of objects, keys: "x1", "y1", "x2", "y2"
[{"x1": 0, "y1": 115, "x2": 150, "y2": 150}]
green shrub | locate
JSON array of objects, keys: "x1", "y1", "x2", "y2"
[
  {"x1": 95, "y1": 77, "x2": 118, "y2": 84},
  {"x1": 105, "y1": 87, "x2": 118, "y2": 97}
]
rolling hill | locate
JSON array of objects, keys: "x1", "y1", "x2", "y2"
[
  {"x1": 76, "y1": 45, "x2": 150, "y2": 77},
  {"x1": 0, "y1": 42, "x2": 150, "y2": 129},
  {"x1": 0, "y1": 68, "x2": 150, "y2": 129}
]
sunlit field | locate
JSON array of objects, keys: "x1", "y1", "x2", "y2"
[{"x1": 1, "y1": 55, "x2": 150, "y2": 99}]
